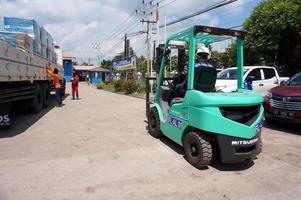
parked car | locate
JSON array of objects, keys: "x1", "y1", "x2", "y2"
[
  {"x1": 264, "y1": 71, "x2": 301, "y2": 124},
  {"x1": 216, "y1": 68, "x2": 223, "y2": 73},
  {"x1": 215, "y1": 66, "x2": 289, "y2": 95}
]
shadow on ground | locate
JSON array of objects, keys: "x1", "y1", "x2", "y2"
[
  {"x1": 0, "y1": 94, "x2": 69, "y2": 138},
  {"x1": 264, "y1": 121, "x2": 301, "y2": 136},
  {"x1": 145, "y1": 123, "x2": 255, "y2": 171}
]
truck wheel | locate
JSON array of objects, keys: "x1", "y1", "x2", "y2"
[
  {"x1": 184, "y1": 132, "x2": 212, "y2": 168},
  {"x1": 148, "y1": 107, "x2": 162, "y2": 138},
  {"x1": 42, "y1": 83, "x2": 50, "y2": 108},
  {"x1": 29, "y1": 84, "x2": 43, "y2": 113}
]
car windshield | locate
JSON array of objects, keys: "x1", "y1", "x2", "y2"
[
  {"x1": 288, "y1": 72, "x2": 301, "y2": 86},
  {"x1": 217, "y1": 69, "x2": 247, "y2": 80}
]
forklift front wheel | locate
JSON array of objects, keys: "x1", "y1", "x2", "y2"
[
  {"x1": 148, "y1": 107, "x2": 162, "y2": 138},
  {"x1": 184, "y1": 132, "x2": 212, "y2": 169}
]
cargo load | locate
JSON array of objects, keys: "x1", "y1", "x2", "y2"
[
  {"x1": 40, "y1": 27, "x2": 48, "y2": 46},
  {"x1": 33, "y1": 40, "x2": 41, "y2": 55},
  {"x1": 0, "y1": 31, "x2": 33, "y2": 52},
  {"x1": 0, "y1": 31, "x2": 17, "y2": 47},
  {"x1": 46, "y1": 48, "x2": 53, "y2": 60},
  {"x1": 41, "y1": 46, "x2": 47, "y2": 58},
  {"x1": 4, "y1": 17, "x2": 40, "y2": 40},
  {"x1": 2, "y1": 17, "x2": 56, "y2": 60},
  {"x1": 47, "y1": 32, "x2": 54, "y2": 49}
]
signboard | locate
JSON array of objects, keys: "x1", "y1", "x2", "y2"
[{"x1": 113, "y1": 57, "x2": 136, "y2": 70}]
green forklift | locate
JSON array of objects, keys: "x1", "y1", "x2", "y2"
[{"x1": 146, "y1": 25, "x2": 263, "y2": 168}]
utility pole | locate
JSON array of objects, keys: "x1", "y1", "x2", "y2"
[
  {"x1": 141, "y1": 19, "x2": 156, "y2": 76},
  {"x1": 124, "y1": 34, "x2": 131, "y2": 58},
  {"x1": 140, "y1": 0, "x2": 157, "y2": 76},
  {"x1": 124, "y1": 34, "x2": 127, "y2": 58}
]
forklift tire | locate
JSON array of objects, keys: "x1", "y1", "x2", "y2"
[
  {"x1": 265, "y1": 117, "x2": 276, "y2": 125},
  {"x1": 184, "y1": 132, "x2": 212, "y2": 168},
  {"x1": 148, "y1": 107, "x2": 162, "y2": 138},
  {"x1": 29, "y1": 84, "x2": 43, "y2": 114},
  {"x1": 258, "y1": 137, "x2": 263, "y2": 154},
  {"x1": 41, "y1": 83, "x2": 50, "y2": 108}
]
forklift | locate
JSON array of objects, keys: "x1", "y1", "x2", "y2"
[{"x1": 146, "y1": 25, "x2": 263, "y2": 168}]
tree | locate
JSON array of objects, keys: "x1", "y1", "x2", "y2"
[
  {"x1": 101, "y1": 59, "x2": 113, "y2": 70},
  {"x1": 243, "y1": 0, "x2": 301, "y2": 75},
  {"x1": 137, "y1": 55, "x2": 147, "y2": 73}
]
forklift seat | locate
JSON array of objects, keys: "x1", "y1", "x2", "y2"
[{"x1": 194, "y1": 66, "x2": 217, "y2": 92}]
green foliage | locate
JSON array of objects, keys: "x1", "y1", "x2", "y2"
[
  {"x1": 121, "y1": 79, "x2": 137, "y2": 94},
  {"x1": 102, "y1": 83, "x2": 115, "y2": 92},
  {"x1": 101, "y1": 59, "x2": 113, "y2": 70},
  {"x1": 137, "y1": 55, "x2": 147, "y2": 74},
  {"x1": 243, "y1": 0, "x2": 301, "y2": 75},
  {"x1": 210, "y1": 51, "x2": 229, "y2": 68},
  {"x1": 113, "y1": 80, "x2": 123, "y2": 92},
  {"x1": 96, "y1": 82, "x2": 105, "y2": 89},
  {"x1": 136, "y1": 82, "x2": 146, "y2": 93},
  {"x1": 210, "y1": 42, "x2": 237, "y2": 68}
]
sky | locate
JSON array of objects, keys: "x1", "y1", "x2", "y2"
[{"x1": 0, "y1": 0, "x2": 261, "y2": 65}]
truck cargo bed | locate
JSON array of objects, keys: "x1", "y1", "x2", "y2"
[{"x1": 0, "y1": 40, "x2": 63, "y2": 82}]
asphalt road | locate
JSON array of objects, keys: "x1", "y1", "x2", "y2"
[{"x1": 0, "y1": 83, "x2": 300, "y2": 200}]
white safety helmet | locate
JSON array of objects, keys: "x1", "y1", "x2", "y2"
[{"x1": 196, "y1": 46, "x2": 210, "y2": 55}]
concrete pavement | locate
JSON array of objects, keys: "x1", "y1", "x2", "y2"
[{"x1": 0, "y1": 83, "x2": 300, "y2": 200}]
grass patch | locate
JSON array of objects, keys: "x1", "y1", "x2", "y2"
[{"x1": 97, "y1": 80, "x2": 146, "y2": 98}]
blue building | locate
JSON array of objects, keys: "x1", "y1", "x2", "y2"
[
  {"x1": 62, "y1": 52, "x2": 76, "y2": 82},
  {"x1": 88, "y1": 67, "x2": 110, "y2": 84},
  {"x1": 73, "y1": 65, "x2": 110, "y2": 83}
]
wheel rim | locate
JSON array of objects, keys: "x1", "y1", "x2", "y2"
[{"x1": 190, "y1": 143, "x2": 199, "y2": 157}]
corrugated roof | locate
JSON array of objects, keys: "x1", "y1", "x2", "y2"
[
  {"x1": 73, "y1": 65, "x2": 97, "y2": 71},
  {"x1": 73, "y1": 65, "x2": 109, "y2": 72},
  {"x1": 63, "y1": 51, "x2": 75, "y2": 59},
  {"x1": 89, "y1": 67, "x2": 110, "y2": 72}
]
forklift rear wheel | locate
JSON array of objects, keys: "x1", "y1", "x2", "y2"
[
  {"x1": 258, "y1": 137, "x2": 263, "y2": 154},
  {"x1": 184, "y1": 132, "x2": 212, "y2": 168},
  {"x1": 148, "y1": 107, "x2": 162, "y2": 138}
]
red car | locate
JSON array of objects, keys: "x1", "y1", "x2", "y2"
[{"x1": 264, "y1": 72, "x2": 301, "y2": 124}]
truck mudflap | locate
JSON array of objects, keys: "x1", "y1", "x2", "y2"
[
  {"x1": 0, "y1": 103, "x2": 12, "y2": 128},
  {"x1": 217, "y1": 133, "x2": 261, "y2": 163}
]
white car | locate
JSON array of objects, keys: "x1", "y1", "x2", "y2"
[{"x1": 215, "y1": 66, "x2": 289, "y2": 95}]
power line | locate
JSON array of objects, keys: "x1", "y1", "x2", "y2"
[
  {"x1": 107, "y1": 37, "x2": 124, "y2": 53},
  {"x1": 166, "y1": 0, "x2": 257, "y2": 34},
  {"x1": 91, "y1": 1, "x2": 148, "y2": 49},
  {"x1": 158, "y1": 0, "x2": 237, "y2": 29}
]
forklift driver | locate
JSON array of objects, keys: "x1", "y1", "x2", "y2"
[
  {"x1": 195, "y1": 46, "x2": 213, "y2": 68},
  {"x1": 175, "y1": 46, "x2": 214, "y2": 96}
]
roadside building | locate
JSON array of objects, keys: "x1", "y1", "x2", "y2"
[
  {"x1": 88, "y1": 67, "x2": 110, "y2": 84},
  {"x1": 63, "y1": 51, "x2": 76, "y2": 82},
  {"x1": 73, "y1": 65, "x2": 110, "y2": 83}
]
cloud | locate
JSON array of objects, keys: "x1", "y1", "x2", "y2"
[{"x1": 0, "y1": 0, "x2": 260, "y2": 64}]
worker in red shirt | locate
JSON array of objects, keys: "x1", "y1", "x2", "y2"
[
  {"x1": 47, "y1": 64, "x2": 63, "y2": 106},
  {"x1": 71, "y1": 72, "x2": 79, "y2": 99}
]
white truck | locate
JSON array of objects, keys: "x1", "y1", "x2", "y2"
[
  {"x1": 0, "y1": 40, "x2": 64, "y2": 128},
  {"x1": 216, "y1": 66, "x2": 289, "y2": 95}
]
